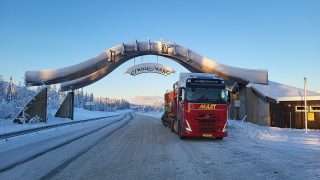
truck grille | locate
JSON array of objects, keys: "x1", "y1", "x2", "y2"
[
  {"x1": 193, "y1": 113, "x2": 218, "y2": 133},
  {"x1": 199, "y1": 120, "x2": 216, "y2": 132},
  {"x1": 198, "y1": 114, "x2": 216, "y2": 120}
]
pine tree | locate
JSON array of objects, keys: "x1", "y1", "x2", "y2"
[
  {"x1": 74, "y1": 89, "x2": 80, "y2": 107},
  {"x1": 78, "y1": 88, "x2": 85, "y2": 108},
  {"x1": 59, "y1": 90, "x2": 65, "y2": 104},
  {"x1": 0, "y1": 77, "x2": 36, "y2": 120},
  {"x1": 47, "y1": 84, "x2": 59, "y2": 110},
  {"x1": 0, "y1": 75, "x2": 4, "y2": 101},
  {"x1": 6, "y1": 76, "x2": 16, "y2": 102},
  {"x1": 89, "y1": 93, "x2": 94, "y2": 102}
]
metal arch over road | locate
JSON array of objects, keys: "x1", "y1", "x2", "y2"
[{"x1": 25, "y1": 40, "x2": 268, "y2": 91}]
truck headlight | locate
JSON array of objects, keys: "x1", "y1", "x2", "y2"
[
  {"x1": 185, "y1": 119, "x2": 192, "y2": 132},
  {"x1": 222, "y1": 122, "x2": 228, "y2": 132}
]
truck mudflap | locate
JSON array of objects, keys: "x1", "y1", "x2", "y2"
[{"x1": 161, "y1": 114, "x2": 170, "y2": 127}]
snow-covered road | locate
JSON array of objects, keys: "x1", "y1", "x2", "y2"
[{"x1": 0, "y1": 112, "x2": 319, "y2": 179}]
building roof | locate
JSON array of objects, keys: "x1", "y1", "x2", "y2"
[{"x1": 247, "y1": 81, "x2": 320, "y2": 103}]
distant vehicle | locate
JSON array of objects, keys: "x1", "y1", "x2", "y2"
[{"x1": 162, "y1": 73, "x2": 229, "y2": 140}]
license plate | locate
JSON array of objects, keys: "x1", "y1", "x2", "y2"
[{"x1": 203, "y1": 133, "x2": 212, "y2": 137}]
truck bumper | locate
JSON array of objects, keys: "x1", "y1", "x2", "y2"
[{"x1": 182, "y1": 130, "x2": 227, "y2": 138}]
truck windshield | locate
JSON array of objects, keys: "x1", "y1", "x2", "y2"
[{"x1": 185, "y1": 87, "x2": 227, "y2": 103}]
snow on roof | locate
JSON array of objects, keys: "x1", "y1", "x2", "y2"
[
  {"x1": 248, "y1": 81, "x2": 320, "y2": 102},
  {"x1": 179, "y1": 73, "x2": 223, "y2": 88},
  {"x1": 179, "y1": 73, "x2": 219, "y2": 79}
]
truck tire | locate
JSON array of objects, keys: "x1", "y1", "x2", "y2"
[
  {"x1": 161, "y1": 114, "x2": 167, "y2": 127},
  {"x1": 174, "y1": 120, "x2": 178, "y2": 134},
  {"x1": 170, "y1": 118, "x2": 175, "y2": 133},
  {"x1": 215, "y1": 137, "x2": 223, "y2": 140},
  {"x1": 178, "y1": 120, "x2": 185, "y2": 139}
]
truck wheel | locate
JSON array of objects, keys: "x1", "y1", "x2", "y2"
[
  {"x1": 161, "y1": 115, "x2": 167, "y2": 127},
  {"x1": 178, "y1": 120, "x2": 185, "y2": 139},
  {"x1": 215, "y1": 137, "x2": 223, "y2": 140},
  {"x1": 174, "y1": 120, "x2": 178, "y2": 134},
  {"x1": 170, "y1": 118, "x2": 174, "y2": 132},
  {"x1": 161, "y1": 115, "x2": 165, "y2": 126}
]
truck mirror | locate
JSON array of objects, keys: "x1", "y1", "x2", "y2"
[
  {"x1": 227, "y1": 90, "x2": 231, "y2": 105},
  {"x1": 179, "y1": 87, "x2": 185, "y2": 102}
]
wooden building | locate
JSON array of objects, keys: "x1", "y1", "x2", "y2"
[{"x1": 230, "y1": 81, "x2": 320, "y2": 129}]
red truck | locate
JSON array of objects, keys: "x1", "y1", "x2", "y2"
[{"x1": 163, "y1": 73, "x2": 229, "y2": 140}]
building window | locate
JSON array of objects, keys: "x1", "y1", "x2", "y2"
[
  {"x1": 310, "y1": 106, "x2": 320, "y2": 112},
  {"x1": 295, "y1": 106, "x2": 308, "y2": 112}
]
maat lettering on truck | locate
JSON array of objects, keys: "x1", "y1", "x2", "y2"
[{"x1": 198, "y1": 104, "x2": 217, "y2": 110}]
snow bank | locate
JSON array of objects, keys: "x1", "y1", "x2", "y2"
[
  {"x1": 228, "y1": 119, "x2": 320, "y2": 150},
  {"x1": 0, "y1": 108, "x2": 132, "y2": 135},
  {"x1": 135, "y1": 111, "x2": 163, "y2": 119}
]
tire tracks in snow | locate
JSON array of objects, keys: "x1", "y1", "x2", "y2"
[{"x1": 39, "y1": 113, "x2": 132, "y2": 179}]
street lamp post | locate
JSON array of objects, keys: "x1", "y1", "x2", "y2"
[{"x1": 304, "y1": 77, "x2": 308, "y2": 132}]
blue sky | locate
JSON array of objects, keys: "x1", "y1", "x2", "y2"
[{"x1": 0, "y1": 0, "x2": 319, "y2": 99}]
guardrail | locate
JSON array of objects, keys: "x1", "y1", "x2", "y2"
[{"x1": 0, "y1": 113, "x2": 123, "y2": 141}]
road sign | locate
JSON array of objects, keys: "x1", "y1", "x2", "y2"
[
  {"x1": 125, "y1": 63, "x2": 175, "y2": 76},
  {"x1": 308, "y1": 112, "x2": 315, "y2": 121},
  {"x1": 86, "y1": 102, "x2": 95, "y2": 106}
]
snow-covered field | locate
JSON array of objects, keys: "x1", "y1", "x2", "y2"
[{"x1": 0, "y1": 108, "x2": 132, "y2": 135}]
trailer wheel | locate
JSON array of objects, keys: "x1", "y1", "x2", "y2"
[{"x1": 170, "y1": 118, "x2": 175, "y2": 133}]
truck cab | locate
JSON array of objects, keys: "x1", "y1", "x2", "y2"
[{"x1": 175, "y1": 73, "x2": 228, "y2": 139}]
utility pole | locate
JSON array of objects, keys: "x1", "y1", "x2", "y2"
[
  {"x1": 288, "y1": 104, "x2": 292, "y2": 128},
  {"x1": 304, "y1": 77, "x2": 308, "y2": 132}
]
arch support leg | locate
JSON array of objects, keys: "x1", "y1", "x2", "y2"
[
  {"x1": 55, "y1": 91, "x2": 74, "y2": 120},
  {"x1": 14, "y1": 86, "x2": 48, "y2": 124}
]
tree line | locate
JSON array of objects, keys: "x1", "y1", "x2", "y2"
[
  {"x1": 73, "y1": 88, "x2": 130, "y2": 111},
  {"x1": 0, "y1": 76, "x2": 35, "y2": 119},
  {"x1": 0, "y1": 75, "x2": 130, "y2": 120}
]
